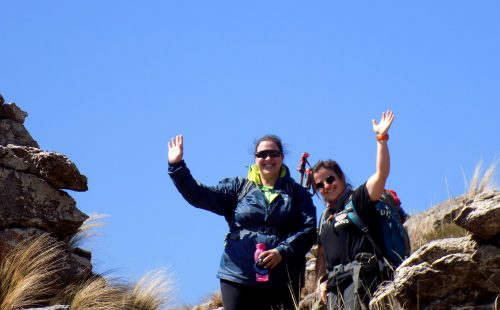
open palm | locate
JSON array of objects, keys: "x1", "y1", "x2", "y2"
[
  {"x1": 168, "y1": 134, "x2": 184, "y2": 164},
  {"x1": 372, "y1": 110, "x2": 395, "y2": 135}
]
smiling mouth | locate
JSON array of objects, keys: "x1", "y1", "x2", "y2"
[{"x1": 323, "y1": 186, "x2": 337, "y2": 194}]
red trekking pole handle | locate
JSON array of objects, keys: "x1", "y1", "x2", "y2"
[{"x1": 297, "y1": 152, "x2": 310, "y2": 186}]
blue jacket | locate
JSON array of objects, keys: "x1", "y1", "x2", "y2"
[{"x1": 168, "y1": 160, "x2": 317, "y2": 288}]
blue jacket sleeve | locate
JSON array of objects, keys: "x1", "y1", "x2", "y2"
[
  {"x1": 275, "y1": 185, "x2": 317, "y2": 260},
  {"x1": 168, "y1": 160, "x2": 241, "y2": 222}
]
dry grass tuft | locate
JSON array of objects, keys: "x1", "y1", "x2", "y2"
[
  {"x1": 370, "y1": 286, "x2": 402, "y2": 310},
  {"x1": 63, "y1": 276, "x2": 127, "y2": 310},
  {"x1": 191, "y1": 291, "x2": 223, "y2": 310},
  {"x1": 409, "y1": 159, "x2": 498, "y2": 251},
  {"x1": 420, "y1": 222, "x2": 468, "y2": 245},
  {"x1": 125, "y1": 269, "x2": 174, "y2": 310},
  {"x1": 405, "y1": 214, "x2": 435, "y2": 252},
  {"x1": 52, "y1": 270, "x2": 175, "y2": 310},
  {"x1": 0, "y1": 230, "x2": 176, "y2": 310},
  {"x1": 467, "y1": 159, "x2": 498, "y2": 199},
  {"x1": 0, "y1": 233, "x2": 64, "y2": 309},
  {"x1": 205, "y1": 291, "x2": 223, "y2": 308},
  {"x1": 68, "y1": 213, "x2": 109, "y2": 249}
]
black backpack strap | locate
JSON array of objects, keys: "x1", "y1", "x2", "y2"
[
  {"x1": 237, "y1": 178, "x2": 254, "y2": 202},
  {"x1": 318, "y1": 208, "x2": 330, "y2": 237},
  {"x1": 344, "y1": 199, "x2": 386, "y2": 263}
]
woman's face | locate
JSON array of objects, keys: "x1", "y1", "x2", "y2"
[
  {"x1": 255, "y1": 140, "x2": 283, "y2": 181},
  {"x1": 313, "y1": 167, "x2": 346, "y2": 204}
]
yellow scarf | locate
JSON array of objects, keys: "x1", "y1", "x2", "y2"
[{"x1": 247, "y1": 164, "x2": 286, "y2": 203}]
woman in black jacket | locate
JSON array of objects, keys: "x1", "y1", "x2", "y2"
[
  {"x1": 168, "y1": 134, "x2": 317, "y2": 310},
  {"x1": 314, "y1": 110, "x2": 394, "y2": 310}
]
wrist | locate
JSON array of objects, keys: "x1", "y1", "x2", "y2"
[{"x1": 376, "y1": 134, "x2": 389, "y2": 141}]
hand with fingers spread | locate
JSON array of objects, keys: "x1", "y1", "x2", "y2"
[
  {"x1": 372, "y1": 110, "x2": 395, "y2": 136},
  {"x1": 168, "y1": 134, "x2": 184, "y2": 164}
]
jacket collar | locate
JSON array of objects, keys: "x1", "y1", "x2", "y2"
[{"x1": 247, "y1": 164, "x2": 289, "y2": 188}]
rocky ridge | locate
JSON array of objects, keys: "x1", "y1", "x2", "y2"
[
  {"x1": 371, "y1": 190, "x2": 500, "y2": 309},
  {"x1": 0, "y1": 95, "x2": 91, "y2": 288}
]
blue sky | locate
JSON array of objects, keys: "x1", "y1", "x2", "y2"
[{"x1": 1, "y1": 1, "x2": 499, "y2": 307}]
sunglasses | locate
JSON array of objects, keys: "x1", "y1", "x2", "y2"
[
  {"x1": 315, "y1": 175, "x2": 336, "y2": 190},
  {"x1": 255, "y1": 150, "x2": 282, "y2": 159}
]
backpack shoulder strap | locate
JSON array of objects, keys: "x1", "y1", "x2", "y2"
[
  {"x1": 345, "y1": 198, "x2": 385, "y2": 260},
  {"x1": 237, "y1": 178, "x2": 254, "y2": 202},
  {"x1": 344, "y1": 200, "x2": 368, "y2": 234},
  {"x1": 286, "y1": 181, "x2": 295, "y2": 199},
  {"x1": 318, "y1": 208, "x2": 330, "y2": 236}
]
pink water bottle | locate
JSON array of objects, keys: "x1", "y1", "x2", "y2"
[{"x1": 254, "y1": 243, "x2": 269, "y2": 282}]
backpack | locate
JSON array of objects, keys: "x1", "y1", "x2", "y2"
[{"x1": 320, "y1": 189, "x2": 411, "y2": 268}]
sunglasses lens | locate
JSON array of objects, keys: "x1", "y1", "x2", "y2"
[
  {"x1": 325, "y1": 175, "x2": 336, "y2": 184},
  {"x1": 315, "y1": 182, "x2": 324, "y2": 190}
]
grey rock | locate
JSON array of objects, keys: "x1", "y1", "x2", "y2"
[
  {"x1": 0, "y1": 119, "x2": 39, "y2": 147},
  {"x1": 0, "y1": 145, "x2": 30, "y2": 170},
  {"x1": 0, "y1": 144, "x2": 88, "y2": 191},
  {"x1": 372, "y1": 236, "x2": 500, "y2": 309},
  {"x1": 0, "y1": 226, "x2": 47, "y2": 255},
  {"x1": 0, "y1": 167, "x2": 88, "y2": 237},
  {"x1": 372, "y1": 191, "x2": 500, "y2": 309},
  {"x1": 0, "y1": 102, "x2": 28, "y2": 124},
  {"x1": 453, "y1": 191, "x2": 500, "y2": 241}
]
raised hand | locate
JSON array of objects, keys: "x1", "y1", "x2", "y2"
[
  {"x1": 372, "y1": 110, "x2": 395, "y2": 136},
  {"x1": 168, "y1": 134, "x2": 184, "y2": 164}
]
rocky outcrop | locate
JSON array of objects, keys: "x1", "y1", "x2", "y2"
[
  {"x1": 371, "y1": 191, "x2": 500, "y2": 309},
  {"x1": 0, "y1": 144, "x2": 88, "y2": 191},
  {"x1": 454, "y1": 191, "x2": 500, "y2": 242},
  {"x1": 0, "y1": 167, "x2": 87, "y2": 238},
  {"x1": 0, "y1": 102, "x2": 28, "y2": 124},
  {"x1": 0, "y1": 95, "x2": 91, "y2": 287},
  {"x1": 0, "y1": 100, "x2": 39, "y2": 147},
  {"x1": 0, "y1": 119, "x2": 39, "y2": 147}
]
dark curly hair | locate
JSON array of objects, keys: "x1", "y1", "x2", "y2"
[
  {"x1": 254, "y1": 134, "x2": 285, "y2": 158},
  {"x1": 312, "y1": 159, "x2": 351, "y2": 189}
]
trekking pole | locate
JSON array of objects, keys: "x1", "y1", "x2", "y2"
[
  {"x1": 304, "y1": 168, "x2": 314, "y2": 193},
  {"x1": 297, "y1": 152, "x2": 310, "y2": 187}
]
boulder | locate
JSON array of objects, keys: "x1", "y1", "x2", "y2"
[
  {"x1": 371, "y1": 190, "x2": 500, "y2": 309},
  {"x1": 454, "y1": 191, "x2": 500, "y2": 241},
  {"x1": 0, "y1": 144, "x2": 88, "y2": 191},
  {"x1": 0, "y1": 167, "x2": 88, "y2": 237},
  {"x1": 0, "y1": 119, "x2": 39, "y2": 147},
  {"x1": 0, "y1": 102, "x2": 28, "y2": 124}
]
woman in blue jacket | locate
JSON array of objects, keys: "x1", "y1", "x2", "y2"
[{"x1": 168, "y1": 134, "x2": 317, "y2": 310}]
